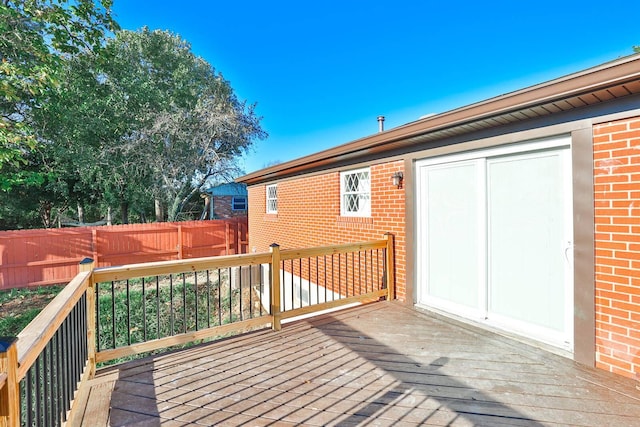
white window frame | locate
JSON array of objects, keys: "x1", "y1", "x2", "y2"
[
  {"x1": 266, "y1": 184, "x2": 277, "y2": 214},
  {"x1": 340, "y1": 167, "x2": 371, "y2": 217},
  {"x1": 232, "y1": 196, "x2": 247, "y2": 211}
]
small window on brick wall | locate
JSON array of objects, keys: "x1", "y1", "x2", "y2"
[
  {"x1": 340, "y1": 167, "x2": 371, "y2": 217},
  {"x1": 232, "y1": 196, "x2": 247, "y2": 211},
  {"x1": 266, "y1": 184, "x2": 277, "y2": 214}
]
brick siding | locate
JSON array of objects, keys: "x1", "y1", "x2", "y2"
[
  {"x1": 247, "y1": 116, "x2": 640, "y2": 381},
  {"x1": 247, "y1": 160, "x2": 406, "y2": 301},
  {"x1": 213, "y1": 196, "x2": 247, "y2": 219},
  {"x1": 593, "y1": 116, "x2": 640, "y2": 380}
]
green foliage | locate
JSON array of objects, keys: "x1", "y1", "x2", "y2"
[
  {"x1": 1, "y1": 16, "x2": 264, "y2": 228},
  {"x1": 34, "y1": 28, "x2": 266, "y2": 225},
  {"x1": 0, "y1": 284, "x2": 63, "y2": 305},
  {"x1": 0, "y1": 0, "x2": 118, "y2": 190},
  {"x1": 110, "y1": 27, "x2": 266, "y2": 220},
  {"x1": 0, "y1": 308, "x2": 42, "y2": 337}
]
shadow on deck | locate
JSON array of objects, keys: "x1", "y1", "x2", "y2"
[{"x1": 71, "y1": 302, "x2": 640, "y2": 426}]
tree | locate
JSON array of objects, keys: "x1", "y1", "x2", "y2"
[
  {"x1": 134, "y1": 94, "x2": 265, "y2": 221},
  {"x1": 0, "y1": 0, "x2": 118, "y2": 190},
  {"x1": 102, "y1": 29, "x2": 267, "y2": 221},
  {"x1": 31, "y1": 55, "x2": 152, "y2": 225},
  {"x1": 35, "y1": 28, "x2": 266, "y2": 224}
]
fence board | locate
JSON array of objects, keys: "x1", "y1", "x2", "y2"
[{"x1": 0, "y1": 218, "x2": 247, "y2": 290}]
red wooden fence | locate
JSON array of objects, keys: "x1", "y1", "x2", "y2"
[{"x1": 0, "y1": 218, "x2": 248, "y2": 290}]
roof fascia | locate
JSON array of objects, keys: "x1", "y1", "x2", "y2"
[{"x1": 238, "y1": 53, "x2": 640, "y2": 185}]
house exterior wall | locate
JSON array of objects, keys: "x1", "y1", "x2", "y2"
[
  {"x1": 213, "y1": 196, "x2": 247, "y2": 219},
  {"x1": 593, "y1": 115, "x2": 640, "y2": 380},
  {"x1": 247, "y1": 160, "x2": 407, "y2": 301},
  {"x1": 246, "y1": 113, "x2": 640, "y2": 380}
]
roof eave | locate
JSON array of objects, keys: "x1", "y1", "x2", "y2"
[{"x1": 238, "y1": 53, "x2": 640, "y2": 185}]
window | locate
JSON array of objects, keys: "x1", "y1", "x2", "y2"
[
  {"x1": 266, "y1": 184, "x2": 277, "y2": 213},
  {"x1": 340, "y1": 167, "x2": 371, "y2": 217},
  {"x1": 232, "y1": 196, "x2": 247, "y2": 211}
]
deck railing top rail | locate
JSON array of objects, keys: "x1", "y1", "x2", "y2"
[
  {"x1": 92, "y1": 252, "x2": 272, "y2": 283},
  {"x1": 16, "y1": 271, "x2": 91, "y2": 379},
  {"x1": 279, "y1": 239, "x2": 387, "y2": 260}
]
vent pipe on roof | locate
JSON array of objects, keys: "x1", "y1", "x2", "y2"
[{"x1": 377, "y1": 115, "x2": 385, "y2": 132}]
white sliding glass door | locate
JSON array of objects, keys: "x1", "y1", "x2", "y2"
[
  {"x1": 419, "y1": 161, "x2": 483, "y2": 317},
  {"x1": 416, "y1": 137, "x2": 573, "y2": 350}
]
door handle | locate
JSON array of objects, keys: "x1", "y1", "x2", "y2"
[{"x1": 564, "y1": 240, "x2": 573, "y2": 263}]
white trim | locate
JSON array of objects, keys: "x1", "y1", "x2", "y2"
[
  {"x1": 419, "y1": 294, "x2": 485, "y2": 322},
  {"x1": 266, "y1": 184, "x2": 277, "y2": 214},
  {"x1": 340, "y1": 167, "x2": 371, "y2": 217},
  {"x1": 486, "y1": 311, "x2": 572, "y2": 351},
  {"x1": 415, "y1": 135, "x2": 571, "y2": 168},
  {"x1": 415, "y1": 166, "x2": 426, "y2": 306},
  {"x1": 416, "y1": 303, "x2": 573, "y2": 358},
  {"x1": 416, "y1": 159, "x2": 482, "y2": 314}
]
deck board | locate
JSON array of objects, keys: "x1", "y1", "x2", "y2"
[
  {"x1": 71, "y1": 302, "x2": 640, "y2": 426},
  {"x1": 74, "y1": 380, "x2": 114, "y2": 426}
]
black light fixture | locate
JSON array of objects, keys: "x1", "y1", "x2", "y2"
[{"x1": 391, "y1": 171, "x2": 403, "y2": 188}]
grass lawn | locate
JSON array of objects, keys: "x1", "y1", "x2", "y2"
[{"x1": 0, "y1": 285, "x2": 64, "y2": 337}]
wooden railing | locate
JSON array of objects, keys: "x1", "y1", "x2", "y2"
[
  {"x1": 0, "y1": 261, "x2": 93, "y2": 427},
  {"x1": 0, "y1": 234, "x2": 394, "y2": 426},
  {"x1": 272, "y1": 237, "x2": 393, "y2": 329},
  {"x1": 91, "y1": 252, "x2": 273, "y2": 364}
]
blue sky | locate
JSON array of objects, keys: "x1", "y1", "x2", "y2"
[{"x1": 112, "y1": 1, "x2": 640, "y2": 175}]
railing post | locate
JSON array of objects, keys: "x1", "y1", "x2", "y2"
[
  {"x1": 79, "y1": 258, "x2": 96, "y2": 378},
  {"x1": 0, "y1": 337, "x2": 19, "y2": 427},
  {"x1": 384, "y1": 233, "x2": 395, "y2": 301},
  {"x1": 269, "y1": 243, "x2": 282, "y2": 331}
]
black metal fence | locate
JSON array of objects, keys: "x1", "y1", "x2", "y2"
[
  {"x1": 278, "y1": 248, "x2": 387, "y2": 313},
  {"x1": 95, "y1": 266, "x2": 267, "y2": 354},
  {"x1": 20, "y1": 294, "x2": 87, "y2": 426}
]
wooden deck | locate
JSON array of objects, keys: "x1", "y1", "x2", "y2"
[{"x1": 70, "y1": 302, "x2": 640, "y2": 426}]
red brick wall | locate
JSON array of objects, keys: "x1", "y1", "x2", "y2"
[
  {"x1": 213, "y1": 196, "x2": 247, "y2": 219},
  {"x1": 248, "y1": 160, "x2": 406, "y2": 301},
  {"x1": 593, "y1": 116, "x2": 640, "y2": 381}
]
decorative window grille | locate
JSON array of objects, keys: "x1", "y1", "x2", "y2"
[
  {"x1": 266, "y1": 184, "x2": 278, "y2": 213},
  {"x1": 232, "y1": 196, "x2": 247, "y2": 211},
  {"x1": 340, "y1": 167, "x2": 371, "y2": 217}
]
